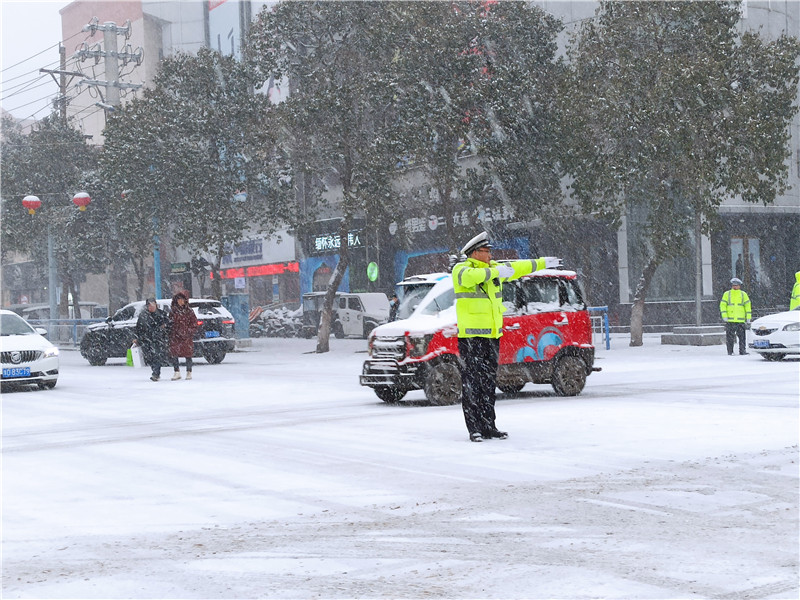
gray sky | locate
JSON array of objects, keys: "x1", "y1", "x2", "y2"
[{"x1": 1, "y1": 0, "x2": 72, "y2": 120}]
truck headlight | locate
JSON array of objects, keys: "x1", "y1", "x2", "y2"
[{"x1": 406, "y1": 334, "x2": 432, "y2": 358}]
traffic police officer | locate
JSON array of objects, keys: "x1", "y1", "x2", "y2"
[
  {"x1": 790, "y1": 271, "x2": 800, "y2": 311},
  {"x1": 719, "y1": 277, "x2": 752, "y2": 355},
  {"x1": 453, "y1": 232, "x2": 562, "y2": 442}
]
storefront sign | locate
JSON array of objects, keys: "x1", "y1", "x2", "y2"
[
  {"x1": 210, "y1": 261, "x2": 300, "y2": 279},
  {"x1": 313, "y1": 231, "x2": 363, "y2": 253},
  {"x1": 367, "y1": 262, "x2": 379, "y2": 282},
  {"x1": 221, "y1": 239, "x2": 264, "y2": 265},
  {"x1": 170, "y1": 262, "x2": 190, "y2": 274},
  {"x1": 389, "y1": 205, "x2": 516, "y2": 236}
]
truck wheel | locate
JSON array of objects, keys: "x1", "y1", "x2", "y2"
[
  {"x1": 424, "y1": 360, "x2": 462, "y2": 406},
  {"x1": 498, "y1": 383, "x2": 525, "y2": 394},
  {"x1": 551, "y1": 355, "x2": 587, "y2": 396},
  {"x1": 374, "y1": 387, "x2": 407, "y2": 403}
]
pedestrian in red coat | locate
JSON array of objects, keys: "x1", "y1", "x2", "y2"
[{"x1": 168, "y1": 292, "x2": 197, "y2": 380}]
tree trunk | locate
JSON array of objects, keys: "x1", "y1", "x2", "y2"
[
  {"x1": 629, "y1": 258, "x2": 659, "y2": 347},
  {"x1": 210, "y1": 256, "x2": 223, "y2": 300},
  {"x1": 440, "y1": 180, "x2": 458, "y2": 255},
  {"x1": 132, "y1": 253, "x2": 146, "y2": 301},
  {"x1": 58, "y1": 282, "x2": 69, "y2": 319},
  {"x1": 316, "y1": 218, "x2": 351, "y2": 353},
  {"x1": 69, "y1": 279, "x2": 81, "y2": 319}
]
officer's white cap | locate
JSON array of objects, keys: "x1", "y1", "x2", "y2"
[
  {"x1": 731, "y1": 277, "x2": 743, "y2": 285},
  {"x1": 461, "y1": 232, "x2": 492, "y2": 256}
]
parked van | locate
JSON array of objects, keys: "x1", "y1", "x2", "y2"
[
  {"x1": 301, "y1": 292, "x2": 390, "y2": 339},
  {"x1": 360, "y1": 269, "x2": 599, "y2": 404}
]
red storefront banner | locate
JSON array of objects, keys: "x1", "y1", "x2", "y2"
[{"x1": 210, "y1": 261, "x2": 300, "y2": 279}]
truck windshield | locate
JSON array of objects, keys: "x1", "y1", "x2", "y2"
[
  {"x1": 397, "y1": 286, "x2": 433, "y2": 320},
  {"x1": 417, "y1": 287, "x2": 456, "y2": 316}
]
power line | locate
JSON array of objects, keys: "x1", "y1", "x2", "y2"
[
  {"x1": 1, "y1": 43, "x2": 61, "y2": 73},
  {"x1": 3, "y1": 91, "x2": 61, "y2": 112},
  {"x1": 18, "y1": 103, "x2": 53, "y2": 123},
  {"x1": 2, "y1": 58, "x2": 61, "y2": 85},
  {"x1": 1, "y1": 77, "x2": 53, "y2": 103},
  {"x1": 1, "y1": 31, "x2": 85, "y2": 74}
]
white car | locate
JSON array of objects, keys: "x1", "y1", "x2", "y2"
[
  {"x1": 749, "y1": 307, "x2": 800, "y2": 361},
  {"x1": 0, "y1": 309, "x2": 60, "y2": 390}
]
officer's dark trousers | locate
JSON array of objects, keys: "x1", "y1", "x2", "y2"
[
  {"x1": 725, "y1": 322, "x2": 747, "y2": 355},
  {"x1": 458, "y1": 337, "x2": 500, "y2": 435}
]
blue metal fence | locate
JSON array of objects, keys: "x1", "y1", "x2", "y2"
[
  {"x1": 588, "y1": 306, "x2": 611, "y2": 350},
  {"x1": 28, "y1": 319, "x2": 105, "y2": 347}
]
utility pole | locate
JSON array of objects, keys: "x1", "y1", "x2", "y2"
[
  {"x1": 38, "y1": 45, "x2": 84, "y2": 319},
  {"x1": 75, "y1": 18, "x2": 143, "y2": 110},
  {"x1": 39, "y1": 45, "x2": 83, "y2": 119},
  {"x1": 75, "y1": 19, "x2": 145, "y2": 307}
]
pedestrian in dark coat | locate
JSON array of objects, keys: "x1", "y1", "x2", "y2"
[
  {"x1": 134, "y1": 298, "x2": 169, "y2": 382},
  {"x1": 389, "y1": 294, "x2": 399, "y2": 321},
  {"x1": 168, "y1": 292, "x2": 197, "y2": 380}
]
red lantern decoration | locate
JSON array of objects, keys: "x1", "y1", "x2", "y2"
[
  {"x1": 72, "y1": 192, "x2": 91, "y2": 211},
  {"x1": 22, "y1": 195, "x2": 42, "y2": 215}
]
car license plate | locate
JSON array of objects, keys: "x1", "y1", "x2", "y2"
[
  {"x1": 753, "y1": 339, "x2": 770, "y2": 349},
  {"x1": 2, "y1": 367, "x2": 31, "y2": 378},
  {"x1": 204, "y1": 330, "x2": 220, "y2": 338}
]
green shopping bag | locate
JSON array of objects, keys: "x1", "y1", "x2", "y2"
[{"x1": 126, "y1": 347, "x2": 134, "y2": 367}]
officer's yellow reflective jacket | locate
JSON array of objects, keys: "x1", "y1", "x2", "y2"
[
  {"x1": 790, "y1": 271, "x2": 800, "y2": 311},
  {"x1": 719, "y1": 288, "x2": 752, "y2": 323},
  {"x1": 452, "y1": 257, "x2": 544, "y2": 338}
]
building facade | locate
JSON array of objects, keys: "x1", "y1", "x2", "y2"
[{"x1": 3, "y1": 0, "x2": 797, "y2": 326}]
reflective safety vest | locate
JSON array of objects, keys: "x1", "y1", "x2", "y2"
[
  {"x1": 790, "y1": 271, "x2": 800, "y2": 311},
  {"x1": 452, "y1": 257, "x2": 544, "y2": 338},
  {"x1": 719, "y1": 288, "x2": 751, "y2": 323}
]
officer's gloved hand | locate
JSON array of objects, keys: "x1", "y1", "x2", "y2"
[
  {"x1": 543, "y1": 257, "x2": 563, "y2": 269},
  {"x1": 496, "y1": 264, "x2": 514, "y2": 279}
]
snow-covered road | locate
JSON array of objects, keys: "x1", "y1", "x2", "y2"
[{"x1": 2, "y1": 335, "x2": 798, "y2": 599}]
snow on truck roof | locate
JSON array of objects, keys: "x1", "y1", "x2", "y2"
[
  {"x1": 398, "y1": 269, "x2": 577, "y2": 286},
  {"x1": 396, "y1": 272, "x2": 450, "y2": 286}
]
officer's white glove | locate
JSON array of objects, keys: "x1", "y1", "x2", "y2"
[
  {"x1": 543, "y1": 257, "x2": 563, "y2": 269},
  {"x1": 496, "y1": 264, "x2": 515, "y2": 279}
]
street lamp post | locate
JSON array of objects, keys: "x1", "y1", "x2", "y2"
[
  {"x1": 153, "y1": 216, "x2": 162, "y2": 299},
  {"x1": 21, "y1": 193, "x2": 92, "y2": 322}
]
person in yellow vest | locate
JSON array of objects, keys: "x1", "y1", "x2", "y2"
[
  {"x1": 452, "y1": 232, "x2": 562, "y2": 442},
  {"x1": 720, "y1": 277, "x2": 752, "y2": 356},
  {"x1": 790, "y1": 271, "x2": 800, "y2": 311}
]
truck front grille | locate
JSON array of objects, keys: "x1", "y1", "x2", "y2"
[{"x1": 371, "y1": 336, "x2": 405, "y2": 360}]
